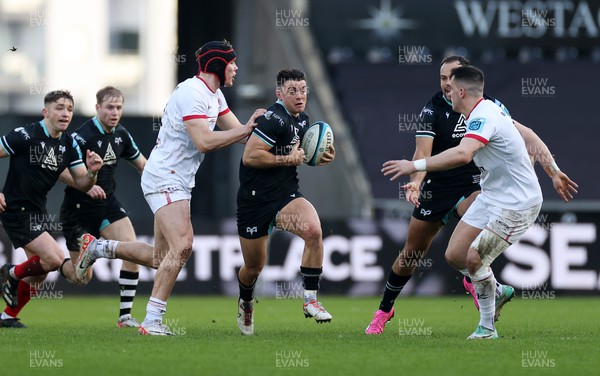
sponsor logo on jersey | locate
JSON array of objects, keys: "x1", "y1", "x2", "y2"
[
  {"x1": 97, "y1": 140, "x2": 102, "y2": 148},
  {"x1": 41, "y1": 147, "x2": 58, "y2": 171},
  {"x1": 452, "y1": 115, "x2": 466, "y2": 138},
  {"x1": 264, "y1": 111, "x2": 273, "y2": 120},
  {"x1": 420, "y1": 107, "x2": 434, "y2": 116},
  {"x1": 445, "y1": 112, "x2": 450, "y2": 119},
  {"x1": 16, "y1": 127, "x2": 30, "y2": 140},
  {"x1": 272, "y1": 113, "x2": 285, "y2": 126},
  {"x1": 115, "y1": 137, "x2": 122, "y2": 145},
  {"x1": 73, "y1": 132, "x2": 86, "y2": 145},
  {"x1": 103, "y1": 143, "x2": 117, "y2": 165},
  {"x1": 246, "y1": 226, "x2": 258, "y2": 235},
  {"x1": 59, "y1": 145, "x2": 66, "y2": 154},
  {"x1": 468, "y1": 117, "x2": 486, "y2": 131}
]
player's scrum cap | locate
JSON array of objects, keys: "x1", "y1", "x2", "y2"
[{"x1": 196, "y1": 40, "x2": 237, "y2": 86}]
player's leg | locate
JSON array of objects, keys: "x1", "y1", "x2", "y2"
[
  {"x1": 100, "y1": 217, "x2": 143, "y2": 328},
  {"x1": 366, "y1": 217, "x2": 442, "y2": 334},
  {"x1": 59, "y1": 251, "x2": 93, "y2": 285},
  {"x1": 466, "y1": 203, "x2": 541, "y2": 339},
  {"x1": 451, "y1": 192, "x2": 516, "y2": 318},
  {"x1": 0, "y1": 249, "x2": 46, "y2": 328},
  {"x1": 277, "y1": 197, "x2": 331, "y2": 323},
  {"x1": 139, "y1": 200, "x2": 193, "y2": 335},
  {"x1": 2, "y1": 232, "x2": 64, "y2": 309},
  {"x1": 237, "y1": 236, "x2": 268, "y2": 335}
]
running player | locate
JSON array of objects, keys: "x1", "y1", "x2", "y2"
[
  {"x1": 236, "y1": 68, "x2": 335, "y2": 335},
  {"x1": 381, "y1": 65, "x2": 577, "y2": 339},
  {"x1": 366, "y1": 56, "x2": 577, "y2": 334},
  {"x1": 76, "y1": 40, "x2": 265, "y2": 335},
  {"x1": 0, "y1": 90, "x2": 103, "y2": 328},
  {"x1": 57, "y1": 86, "x2": 150, "y2": 328}
]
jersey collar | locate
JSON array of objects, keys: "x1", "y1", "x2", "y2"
[
  {"x1": 276, "y1": 99, "x2": 300, "y2": 118},
  {"x1": 39, "y1": 120, "x2": 62, "y2": 139},
  {"x1": 442, "y1": 93, "x2": 452, "y2": 107},
  {"x1": 92, "y1": 116, "x2": 114, "y2": 134},
  {"x1": 465, "y1": 97, "x2": 485, "y2": 120}
]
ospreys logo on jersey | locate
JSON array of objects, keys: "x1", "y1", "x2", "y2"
[{"x1": 103, "y1": 143, "x2": 117, "y2": 165}]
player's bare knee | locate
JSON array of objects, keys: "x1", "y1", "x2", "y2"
[
  {"x1": 245, "y1": 265, "x2": 263, "y2": 281},
  {"x1": 44, "y1": 255, "x2": 64, "y2": 271}
]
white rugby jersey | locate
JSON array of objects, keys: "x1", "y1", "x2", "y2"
[
  {"x1": 144, "y1": 76, "x2": 230, "y2": 190},
  {"x1": 464, "y1": 99, "x2": 543, "y2": 209}
]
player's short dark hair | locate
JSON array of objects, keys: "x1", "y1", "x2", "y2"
[
  {"x1": 44, "y1": 90, "x2": 74, "y2": 106},
  {"x1": 440, "y1": 55, "x2": 470, "y2": 67},
  {"x1": 276, "y1": 68, "x2": 306, "y2": 87},
  {"x1": 450, "y1": 65, "x2": 484, "y2": 94},
  {"x1": 96, "y1": 86, "x2": 124, "y2": 104}
]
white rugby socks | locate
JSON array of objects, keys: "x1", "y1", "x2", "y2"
[{"x1": 471, "y1": 267, "x2": 496, "y2": 330}]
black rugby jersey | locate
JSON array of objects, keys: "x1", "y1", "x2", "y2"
[
  {"x1": 416, "y1": 92, "x2": 509, "y2": 185},
  {"x1": 238, "y1": 100, "x2": 309, "y2": 200},
  {"x1": 0, "y1": 121, "x2": 83, "y2": 212},
  {"x1": 66, "y1": 117, "x2": 141, "y2": 200}
]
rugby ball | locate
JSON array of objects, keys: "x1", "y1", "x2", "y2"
[{"x1": 301, "y1": 121, "x2": 334, "y2": 166}]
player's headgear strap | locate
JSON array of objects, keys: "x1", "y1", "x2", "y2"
[{"x1": 196, "y1": 41, "x2": 237, "y2": 86}]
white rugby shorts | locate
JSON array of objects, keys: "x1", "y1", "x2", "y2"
[
  {"x1": 141, "y1": 172, "x2": 191, "y2": 213},
  {"x1": 462, "y1": 195, "x2": 541, "y2": 244}
]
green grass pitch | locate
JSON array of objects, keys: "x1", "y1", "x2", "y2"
[{"x1": 1, "y1": 295, "x2": 598, "y2": 375}]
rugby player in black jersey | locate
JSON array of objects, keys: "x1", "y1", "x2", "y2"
[
  {"x1": 0, "y1": 90, "x2": 103, "y2": 328},
  {"x1": 366, "y1": 56, "x2": 577, "y2": 334},
  {"x1": 57, "y1": 86, "x2": 153, "y2": 328},
  {"x1": 236, "y1": 68, "x2": 335, "y2": 335}
]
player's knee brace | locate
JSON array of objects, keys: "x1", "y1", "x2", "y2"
[{"x1": 470, "y1": 228, "x2": 510, "y2": 267}]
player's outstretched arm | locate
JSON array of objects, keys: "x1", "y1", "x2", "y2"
[
  {"x1": 382, "y1": 138, "x2": 482, "y2": 181},
  {"x1": 217, "y1": 108, "x2": 265, "y2": 144},
  {"x1": 513, "y1": 120, "x2": 578, "y2": 202},
  {"x1": 186, "y1": 117, "x2": 255, "y2": 153}
]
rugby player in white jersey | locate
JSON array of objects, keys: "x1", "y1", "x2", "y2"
[
  {"x1": 75, "y1": 40, "x2": 265, "y2": 335},
  {"x1": 381, "y1": 65, "x2": 577, "y2": 339}
]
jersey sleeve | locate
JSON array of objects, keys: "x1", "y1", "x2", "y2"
[
  {"x1": 464, "y1": 116, "x2": 494, "y2": 145},
  {"x1": 416, "y1": 101, "x2": 436, "y2": 138},
  {"x1": 216, "y1": 89, "x2": 231, "y2": 117},
  {"x1": 67, "y1": 136, "x2": 85, "y2": 169},
  {"x1": 252, "y1": 114, "x2": 280, "y2": 148},
  {"x1": 0, "y1": 127, "x2": 31, "y2": 156},
  {"x1": 120, "y1": 127, "x2": 142, "y2": 161},
  {"x1": 178, "y1": 85, "x2": 209, "y2": 122}
]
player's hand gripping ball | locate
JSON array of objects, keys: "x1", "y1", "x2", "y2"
[{"x1": 300, "y1": 121, "x2": 334, "y2": 166}]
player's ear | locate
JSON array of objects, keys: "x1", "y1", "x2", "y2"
[
  {"x1": 275, "y1": 88, "x2": 283, "y2": 100},
  {"x1": 41, "y1": 107, "x2": 48, "y2": 118}
]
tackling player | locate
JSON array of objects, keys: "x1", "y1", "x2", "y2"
[
  {"x1": 366, "y1": 56, "x2": 577, "y2": 335},
  {"x1": 76, "y1": 40, "x2": 265, "y2": 335},
  {"x1": 0, "y1": 90, "x2": 103, "y2": 328},
  {"x1": 381, "y1": 65, "x2": 577, "y2": 339}
]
